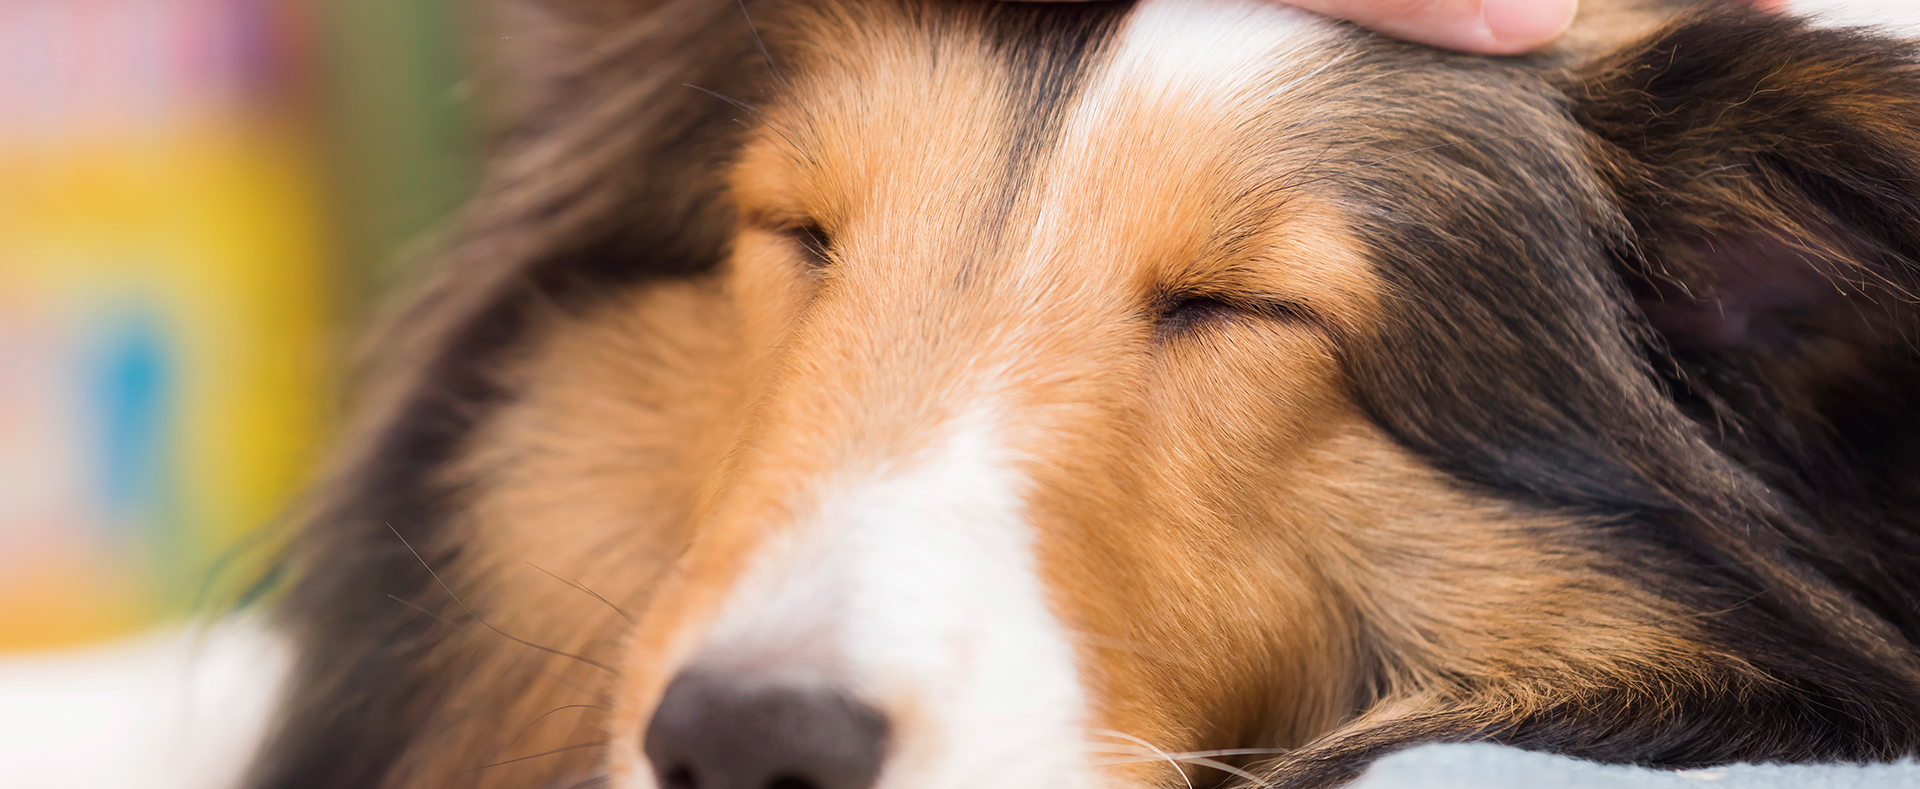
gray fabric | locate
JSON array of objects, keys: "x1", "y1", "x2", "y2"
[{"x1": 1348, "y1": 744, "x2": 1920, "y2": 788}]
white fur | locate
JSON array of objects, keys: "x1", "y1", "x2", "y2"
[
  {"x1": 652, "y1": 2, "x2": 1342, "y2": 787},
  {"x1": 1091, "y1": 0, "x2": 1338, "y2": 103},
  {"x1": 688, "y1": 407, "x2": 1093, "y2": 789},
  {"x1": 1020, "y1": 0, "x2": 1338, "y2": 270},
  {"x1": 1800, "y1": 0, "x2": 1920, "y2": 30}
]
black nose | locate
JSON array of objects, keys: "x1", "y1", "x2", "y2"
[{"x1": 644, "y1": 670, "x2": 889, "y2": 789}]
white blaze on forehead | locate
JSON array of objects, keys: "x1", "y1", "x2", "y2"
[
  {"x1": 659, "y1": 1, "x2": 1347, "y2": 787},
  {"x1": 1020, "y1": 0, "x2": 1343, "y2": 274},
  {"x1": 695, "y1": 407, "x2": 1092, "y2": 789},
  {"x1": 1092, "y1": 0, "x2": 1342, "y2": 104}
]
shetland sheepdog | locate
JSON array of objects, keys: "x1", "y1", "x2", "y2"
[{"x1": 246, "y1": 1, "x2": 1920, "y2": 787}]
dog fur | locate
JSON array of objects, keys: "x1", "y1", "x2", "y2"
[{"x1": 248, "y1": 1, "x2": 1920, "y2": 787}]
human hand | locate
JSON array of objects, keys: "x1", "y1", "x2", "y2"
[
  {"x1": 1278, "y1": 0, "x2": 1788, "y2": 55},
  {"x1": 1009, "y1": 0, "x2": 1790, "y2": 56}
]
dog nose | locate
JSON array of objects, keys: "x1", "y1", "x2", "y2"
[{"x1": 644, "y1": 670, "x2": 889, "y2": 789}]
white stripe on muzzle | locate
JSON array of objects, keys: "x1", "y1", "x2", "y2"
[{"x1": 689, "y1": 408, "x2": 1093, "y2": 789}]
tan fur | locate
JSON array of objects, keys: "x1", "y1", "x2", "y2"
[
  {"x1": 331, "y1": 2, "x2": 1776, "y2": 786},
  {"x1": 371, "y1": 280, "x2": 745, "y2": 787},
  {"x1": 612, "y1": 2, "x2": 1720, "y2": 783}
]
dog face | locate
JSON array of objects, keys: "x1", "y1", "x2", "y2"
[
  {"x1": 604, "y1": 2, "x2": 1695, "y2": 786},
  {"x1": 628, "y1": 0, "x2": 1387, "y2": 775},
  {"x1": 249, "y1": 2, "x2": 1920, "y2": 789}
]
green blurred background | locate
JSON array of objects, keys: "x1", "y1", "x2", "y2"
[{"x1": 0, "y1": 0, "x2": 477, "y2": 652}]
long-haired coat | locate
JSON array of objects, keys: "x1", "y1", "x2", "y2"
[{"x1": 247, "y1": 1, "x2": 1920, "y2": 787}]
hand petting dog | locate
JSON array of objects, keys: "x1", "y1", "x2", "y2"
[{"x1": 1010, "y1": 0, "x2": 1788, "y2": 54}]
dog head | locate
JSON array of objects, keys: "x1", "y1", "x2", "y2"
[{"x1": 251, "y1": 1, "x2": 1920, "y2": 788}]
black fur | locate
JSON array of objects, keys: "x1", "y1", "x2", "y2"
[
  {"x1": 244, "y1": 0, "x2": 761, "y2": 783},
  {"x1": 251, "y1": 2, "x2": 1920, "y2": 787},
  {"x1": 1292, "y1": 5, "x2": 1920, "y2": 782}
]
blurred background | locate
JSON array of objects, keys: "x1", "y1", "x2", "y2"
[
  {"x1": 0, "y1": 0, "x2": 1914, "y2": 787},
  {"x1": 1, "y1": 0, "x2": 475, "y2": 653},
  {"x1": 0, "y1": 2, "x2": 476, "y2": 783}
]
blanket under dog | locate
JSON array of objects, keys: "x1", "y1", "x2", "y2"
[{"x1": 1351, "y1": 743, "x2": 1920, "y2": 789}]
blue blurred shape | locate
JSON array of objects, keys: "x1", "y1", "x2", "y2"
[{"x1": 88, "y1": 311, "x2": 173, "y2": 533}]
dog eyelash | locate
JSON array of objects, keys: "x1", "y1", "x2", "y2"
[
  {"x1": 1155, "y1": 291, "x2": 1310, "y2": 335},
  {"x1": 783, "y1": 223, "x2": 833, "y2": 270},
  {"x1": 1157, "y1": 295, "x2": 1235, "y2": 334}
]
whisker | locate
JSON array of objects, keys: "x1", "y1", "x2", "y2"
[
  {"x1": 1090, "y1": 729, "x2": 1194, "y2": 789},
  {"x1": 683, "y1": 83, "x2": 770, "y2": 120},
  {"x1": 1093, "y1": 747, "x2": 1295, "y2": 760},
  {"x1": 526, "y1": 561, "x2": 638, "y2": 624},
  {"x1": 556, "y1": 775, "x2": 613, "y2": 789},
  {"x1": 385, "y1": 594, "x2": 605, "y2": 699},
  {"x1": 735, "y1": 0, "x2": 793, "y2": 93},
  {"x1": 685, "y1": 83, "x2": 812, "y2": 164},
  {"x1": 503, "y1": 703, "x2": 610, "y2": 754},
  {"x1": 385, "y1": 523, "x2": 614, "y2": 673},
  {"x1": 463, "y1": 741, "x2": 606, "y2": 773},
  {"x1": 1092, "y1": 752, "x2": 1272, "y2": 787},
  {"x1": 1172, "y1": 756, "x2": 1268, "y2": 787}
]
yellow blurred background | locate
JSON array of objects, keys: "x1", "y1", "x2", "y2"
[
  {"x1": 4, "y1": 0, "x2": 1913, "y2": 657},
  {"x1": 0, "y1": 0, "x2": 477, "y2": 652}
]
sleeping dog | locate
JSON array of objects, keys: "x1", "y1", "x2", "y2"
[{"x1": 246, "y1": 0, "x2": 1920, "y2": 787}]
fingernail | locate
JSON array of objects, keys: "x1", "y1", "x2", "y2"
[{"x1": 1481, "y1": 0, "x2": 1578, "y2": 51}]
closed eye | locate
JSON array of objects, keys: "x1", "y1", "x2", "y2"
[
  {"x1": 1155, "y1": 292, "x2": 1311, "y2": 336},
  {"x1": 784, "y1": 223, "x2": 833, "y2": 271}
]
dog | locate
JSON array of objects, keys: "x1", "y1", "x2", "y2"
[{"x1": 244, "y1": 1, "x2": 1920, "y2": 787}]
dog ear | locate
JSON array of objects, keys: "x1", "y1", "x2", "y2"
[{"x1": 1568, "y1": 7, "x2": 1920, "y2": 498}]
